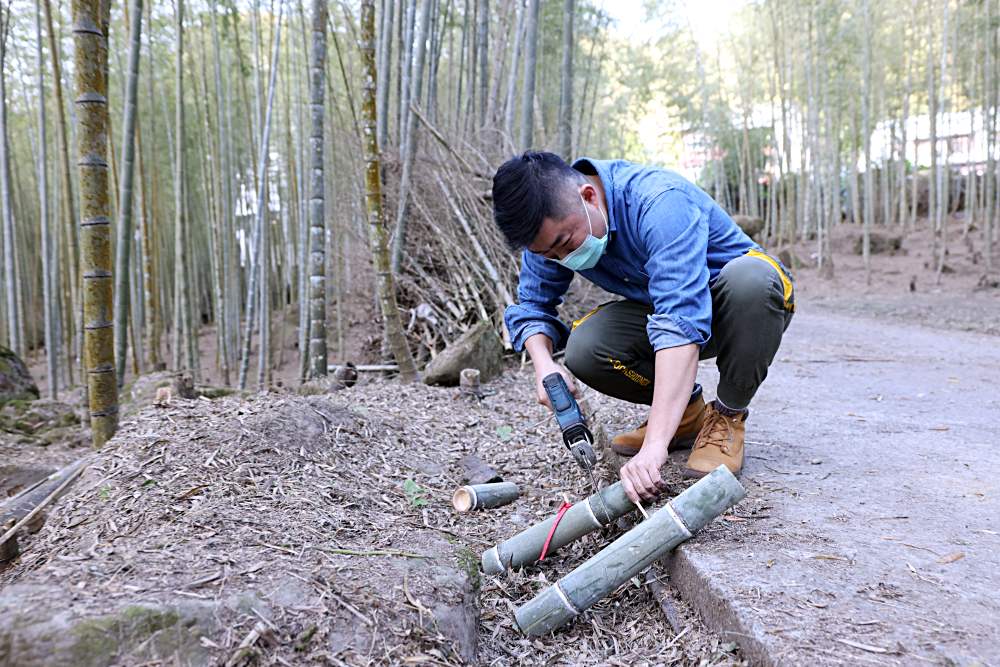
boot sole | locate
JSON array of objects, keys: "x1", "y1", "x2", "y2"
[{"x1": 610, "y1": 434, "x2": 697, "y2": 458}]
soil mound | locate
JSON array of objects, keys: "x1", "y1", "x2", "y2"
[{"x1": 0, "y1": 391, "x2": 476, "y2": 666}]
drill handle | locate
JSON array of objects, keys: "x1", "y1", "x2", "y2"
[
  {"x1": 542, "y1": 372, "x2": 590, "y2": 440},
  {"x1": 541, "y1": 372, "x2": 575, "y2": 413}
]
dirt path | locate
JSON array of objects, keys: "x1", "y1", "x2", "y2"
[{"x1": 665, "y1": 305, "x2": 1000, "y2": 665}]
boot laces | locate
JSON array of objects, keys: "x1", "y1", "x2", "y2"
[{"x1": 696, "y1": 408, "x2": 737, "y2": 455}]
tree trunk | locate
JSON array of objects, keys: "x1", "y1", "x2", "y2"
[
  {"x1": 33, "y1": 0, "x2": 58, "y2": 396},
  {"x1": 43, "y1": 0, "x2": 79, "y2": 387},
  {"x1": 114, "y1": 0, "x2": 144, "y2": 387},
  {"x1": 308, "y1": 0, "x2": 328, "y2": 378},
  {"x1": 390, "y1": 0, "x2": 433, "y2": 275},
  {"x1": 376, "y1": 0, "x2": 395, "y2": 150},
  {"x1": 899, "y1": 37, "x2": 911, "y2": 228},
  {"x1": 0, "y1": 8, "x2": 21, "y2": 356},
  {"x1": 398, "y1": 0, "x2": 417, "y2": 149},
  {"x1": 518, "y1": 0, "x2": 539, "y2": 150},
  {"x1": 503, "y1": 0, "x2": 525, "y2": 148},
  {"x1": 209, "y1": 8, "x2": 231, "y2": 385},
  {"x1": 476, "y1": 0, "x2": 488, "y2": 128},
  {"x1": 935, "y1": 0, "x2": 950, "y2": 283},
  {"x1": 172, "y1": 0, "x2": 189, "y2": 372},
  {"x1": 987, "y1": 0, "x2": 996, "y2": 271},
  {"x1": 861, "y1": 0, "x2": 873, "y2": 284},
  {"x1": 73, "y1": 0, "x2": 118, "y2": 446},
  {"x1": 360, "y1": 0, "x2": 418, "y2": 382},
  {"x1": 238, "y1": 0, "x2": 284, "y2": 390},
  {"x1": 557, "y1": 0, "x2": 574, "y2": 158}
]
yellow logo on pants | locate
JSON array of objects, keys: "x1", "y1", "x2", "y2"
[{"x1": 608, "y1": 357, "x2": 651, "y2": 386}]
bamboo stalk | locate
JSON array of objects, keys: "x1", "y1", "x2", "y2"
[
  {"x1": 308, "y1": 0, "x2": 328, "y2": 379},
  {"x1": 113, "y1": 0, "x2": 144, "y2": 387},
  {"x1": 481, "y1": 479, "x2": 638, "y2": 575},
  {"x1": 74, "y1": 0, "x2": 118, "y2": 447},
  {"x1": 514, "y1": 466, "x2": 746, "y2": 635}
]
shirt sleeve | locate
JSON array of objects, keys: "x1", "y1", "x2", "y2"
[
  {"x1": 638, "y1": 189, "x2": 712, "y2": 351},
  {"x1": 503, "y1": 249, "x2": 575, "y2": 352}
]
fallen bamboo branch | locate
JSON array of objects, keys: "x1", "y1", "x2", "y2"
[
  {"x1": 0, "y1": 457, "x2": 90, "y2": 520},
  {"x1": 0, "y1": 459, "x2": 89, "y2": 551},
  {"x1": 328, "y1": 363, "x2": 399, "y2": 373},
  {"x1": 410, "y1": 104, "x2": 484, "y2": 178},
  {"x1": 643, "y1": 564, "x2": 683, "y2": 634},
  {"x1": 321, "y1": 547, "x2": 428, "y2": 559},
  {"x1": 224, "y1": 620, "x2": 270, "y2": 667}
]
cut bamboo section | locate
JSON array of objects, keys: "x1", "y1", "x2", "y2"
[
  {"x1": 481, "y1": 479, "x2": 636, "y2": 575},
  {"x1": 513, "y1": 465, "x2": 746, "y2": 636},
  {"x1": 452, "y1": 482, "x2": 519, "y2": 512}
]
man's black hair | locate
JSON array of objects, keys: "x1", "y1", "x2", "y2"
[{"x1": 492, "y1": 151, "x2": 583, "y2": 250}]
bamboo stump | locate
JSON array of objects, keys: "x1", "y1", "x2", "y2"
[
  {"x1": 452, "y1": 482, "x2": 520, "y2": 512},
  {"x1": 459, "y1": 368, "x2": 482, "y2": 398}
]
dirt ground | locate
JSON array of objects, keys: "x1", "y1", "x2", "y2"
[
  {"x1": 783, "y1": 217, "x2": 1000, "y2": 336},
  {"x1": 3, "y1": 216, "x2": 998, "y2": 665},
  {"x1": 1, "y1": 367, "x2": 747, "y2": 666}
]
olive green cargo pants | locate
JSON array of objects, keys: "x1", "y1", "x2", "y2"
[{"x1": 563, "y1": 253, "x2": 795, "y2": 411}]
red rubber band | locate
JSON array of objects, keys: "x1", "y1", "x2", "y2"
[{"x1": 539, "y1": 502, "x2": 573, "y2": 561}]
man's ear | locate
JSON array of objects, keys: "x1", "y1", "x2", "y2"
[{"x1": 579, "y1": 182, "x2": 598, "y2": 206}]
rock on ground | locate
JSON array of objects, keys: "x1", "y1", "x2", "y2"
[
  {"x1": 852, "y1": 230, "x2": 904, "y2": 255},
  {"x1": 731, "y1": 214, "x2": 764, "y2": 240},
  {"x1": 0, "y1": 347, "x2": 38, "y2": 405},
  {"x1": 423, "y1": 320, "x2": 504, "y2": 386}
]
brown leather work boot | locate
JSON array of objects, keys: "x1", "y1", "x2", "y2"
[
  {"x1": 610, "y1": 393, "x2": 707, "y2": 457},
  {"x1": 682, "y1": 402, "x2": 747, "y2": 478}
]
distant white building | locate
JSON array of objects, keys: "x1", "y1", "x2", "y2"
[
  {"x1": 870, "y1": 110, "x2": 992, "y2": 172},
  {"x1": 675, "y1": 104, "x2": 993, "y2": 182}
]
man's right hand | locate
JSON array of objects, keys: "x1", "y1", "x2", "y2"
[
  {"x1": 534, "y1": 363, "x2": 580, "y2": 411},
  {"x1": 523, "y1": 333, "x2": 580, "y2": 411}
]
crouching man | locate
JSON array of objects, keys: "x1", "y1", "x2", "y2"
[{"x1": 492, "y1": 152, "x2": 795, "y2": 503}]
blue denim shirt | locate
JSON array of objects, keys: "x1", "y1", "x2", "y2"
[{"x1": 504, "y1": 158, "x2": 760, "y2": 353}]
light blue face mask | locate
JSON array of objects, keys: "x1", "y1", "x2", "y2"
[{"x1": 556, "y1": 194, "x2": 609, "y2": 271}]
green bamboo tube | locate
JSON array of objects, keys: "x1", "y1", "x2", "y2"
[
  {"x1": 513, "y1": 465, "x2": 746, "y2": 636},
  {"x1": 452, "y1": 482, "x2": 520, "y2": 512},
  {"x1": 481, "y1": 480, "x2": 636, "y2": 575}
]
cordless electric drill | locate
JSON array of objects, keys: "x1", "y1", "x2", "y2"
[{"x1": 542, "y1": 373, "x2": 598, "y2": 478}]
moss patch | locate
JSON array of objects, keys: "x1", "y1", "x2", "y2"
[{"x1": 69, "y1": 606, "x2": 181, "y2": 666}]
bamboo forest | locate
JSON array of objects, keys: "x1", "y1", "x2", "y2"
[{"x1": 0, "y1": 0, "x2": 998, "y2": 664}]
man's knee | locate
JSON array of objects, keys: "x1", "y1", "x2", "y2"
[
  {"x1": 717, "y1": 255, "x2": 780, "y2": 308},
  {"x1": 564, "y1": 322, "x2": 602, "y2": 382}
]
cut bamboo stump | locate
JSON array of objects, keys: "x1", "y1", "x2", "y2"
[
  {"x1": 513, "y1": 465, "x2": 746, "y2": 635},
  {"x1": 481, "y1": 479, "x2": 636, "y2": 574},
  {"x1": 452, "y1": 482, "x2": 519, "y2": 512},
  {"x1": 459, "y1": 368, "x2": 481, "y2": 397}
]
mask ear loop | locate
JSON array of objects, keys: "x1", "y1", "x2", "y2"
[
  {"x1": 581, "y1": 186, "x2": 609, "y2": 239},
  {"x1": 579, "y1": 192, "x2": 594, "y2": 237}
]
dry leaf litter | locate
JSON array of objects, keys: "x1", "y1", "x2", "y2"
[{"x1": 1, "y1": 364, "x2": 754, "y2": 666}]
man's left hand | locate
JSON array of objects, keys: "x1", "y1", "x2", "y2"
[{"x1": 620, "y1": 441, "x2": 669, "y2": 503}]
